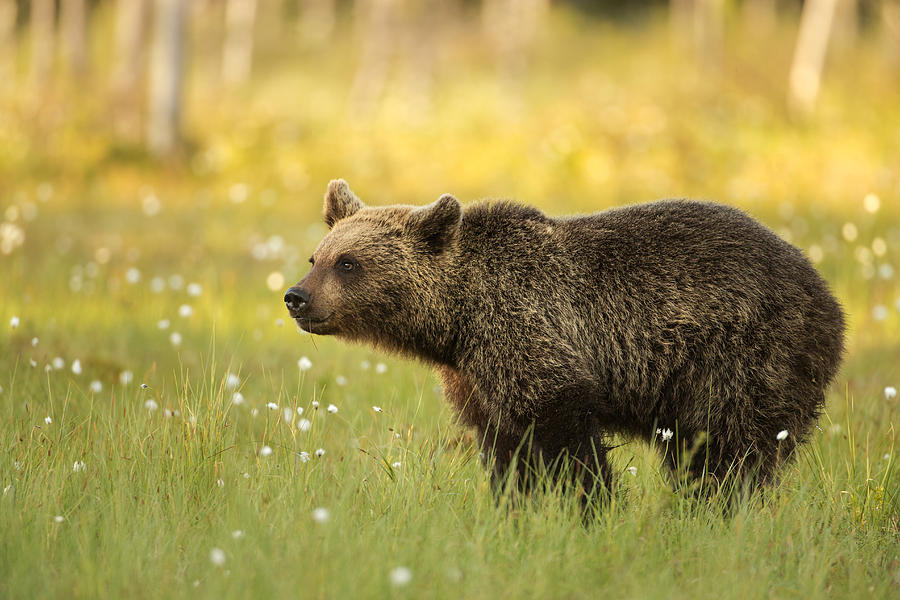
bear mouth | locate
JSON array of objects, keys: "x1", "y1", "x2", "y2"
[{"x1": 293, "y1": 313, "x2": 334, "y2": 333}]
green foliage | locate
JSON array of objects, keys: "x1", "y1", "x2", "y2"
[{"x1": 1, "y1": 11, "x2": 899, "y2": 600}]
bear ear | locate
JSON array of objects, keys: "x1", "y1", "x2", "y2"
[
  {"x1": 408, "y1": 194, "x2": 461, "y2": 253},
  {"x1": 323, "y1": 179, "x2": 365, "y2": 228}
]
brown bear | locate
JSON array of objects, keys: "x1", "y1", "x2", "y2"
[{"x1": 285, "y1": 180, "x2": 845, "y2": 498}]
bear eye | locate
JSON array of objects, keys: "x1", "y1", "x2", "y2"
[{"x1": 338, "y1": 259, "x2": 355, "y2": 272}]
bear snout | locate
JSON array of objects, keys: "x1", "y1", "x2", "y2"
[{"x1": 284, "y1": 286, "x2": 310, "y2": 314}]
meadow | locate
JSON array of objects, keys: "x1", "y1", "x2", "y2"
[{"x1": 1, "y1": 6, "x2": 899, "y2": 598}]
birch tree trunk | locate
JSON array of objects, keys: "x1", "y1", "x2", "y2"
[
  {"x1": 62, "y1": 0, "x2": 89, "y2": 76},
  {"x1": 148, "y1": 0, "x2": 187, "y2": 157},
  {"x1": 348, "y1": 0, "x2": 399, "y2": 117},
  {"x1": 0, "y1": 0, "x2": 16, "y2": 85},
  {"x1": 222, "y1": 0, "x2": 257, "y2": 86},
  {"x1": 300, "y1": 0, "x2": 336, "y2": 44},
  {"x1": 788, "y1": 0, "x2": 840, "y2": 114},
  {"x1": 30, "y1": 0, "x2": 55, "y2": 85}
]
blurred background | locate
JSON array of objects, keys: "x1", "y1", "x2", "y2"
[{"x1": 1, "y1": 0, "x2": 899, "y2": 388}]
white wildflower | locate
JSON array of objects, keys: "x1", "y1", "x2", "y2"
[
  {"x1": 225, "y1": 373, "x2": 240, "y2": 389},
  {"x1": 29, "y1": 359, "x2": 37, "y2": 367},
  {"x1": 231, "y1": 392, "x2": 244, "y2": 405},
  {"x1": 178, "y1": 304, "x2": 193, "y2": 318},
  {"x1": 31, "y1": 337, "x2": 38, "y2": 346},
  {"x1": 776, "y1": 429, "x2": 789, "y2": 441},
  {"x1": 209, "y1": 548, "x2": 226, "y2": 567},
  {"x1": 392, "y1": 461, "x2": 402, "y2": 469},
  {"x1": 275, "y1": 318, "x2": 284, "y2": 327},
  {"x1": 266, "y1": 402, "x2": 278, "y2": 410},
  {"x1": 89, "y1": 380, "x2": 102, "y2": 393},
  {"x1": 298, "y1": 451, "x2": 310, "y2": 463},
  {"x1": 125, "y1": 267, "x2": 141, "y2": 284},
  {"x1": 283, "y1": 407, "x2": 294, "y2": 422},
  {"x1": 298, "y1": 356, "x2": 312, "y2": 371},
  {"x1": 296, "y1": 406, "x2": 304, "y2": 416},
  {"x1": 327, "y1": 404, "x2": 338, "y2": 414},
  {"x1": 144, "y1": 399, "x2": 159, "y2": 411},
  {"x1": 119, "y1": 371, "x2": 133, "y2": 385},
  {"x1": 311, "y1": 507, "x2": 330, "y2": 523},
  {"x1": 298, "y1": 419, "x2": 311, "y2": 432},
  {"x1": 150, "y1": 277, "x2": 165, "y2": 293},
  {"x1": 217, "y1": 479, "x2": 225, "y2": 488},
  {"x1": 335, "y1": 375, "x2": 347, "y2": 386},
  {"x1": 73, "y1": 461, "x2": 86, "y2": 472},
  {"x1": 157, "y1": 319, "x2": 170, "y2": 330},
  {"x1": 311, "y1": 400, "x2": 319, "y2": 410},
  {"x1": 44, "y1": 416, "x2": 52, "y2": 425},
  {"x1": 885, "y1": 386, "x2": 897, "y2": 400},
  {"x1": 627, "y1": 466, "x2": 637, "y2": 476},
  {"x1": 169, "y1": 332, "x2": 182, "y2": 346},
  {"x1": 187, "y1": 282, "x2": 203, "y2": 297},
  {"x1": 259, "y1": 445, "x2": 273, "y2": 457},
  {"x1": 53, "y1": 515, "x2": 65, "y2": 523},
  {"x1": 660, "y1": 428, "x2": 673, "y2": 442},
  {"x1": 390, "y1": 566, "x2": 412, "y2": 587},
  {"x1": 9, "y1": 316, "x2": 19, "y2": 328},
  {"x1": 373, "y1": 406, "x2": 383, "y2": 413},
  {"x1": 375, "y1": 362, "x2": 387, "y2": 374},
  {"x1": 360, "y1": 360, "x2": 370, "y2": 371},
  {"x1": 315, "y1": 448, "x2": 325, "y2": 457},
  {"x1": 52, "y1": 357, "x2": 64, "y2": 370},
  {"x1": 232, "y1": 530, "x2": 244, "y2": 539},
  {"x1": 140, "y1": 383, "x2": 148, "y2": 389}
]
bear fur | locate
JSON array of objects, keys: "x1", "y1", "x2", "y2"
[{"x1": 286, "y1": 180, "x2": 845, "y2": 496}]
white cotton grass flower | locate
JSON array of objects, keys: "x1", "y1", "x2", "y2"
[
  {"x1": 9, "y1": 316, "x2": 19, "y2": 328},
  {"x1": 296, "y1": 406, "x2": 304, "y2": 416},
  {"x1": 209, "y1": 548, "x2": 226, "y2": 567},
  {"x1": 259, "y1": 445, "x2": 273, "y2": 457},
  {"x1": 52, "y1": 357, "x2": 64, "y2": 370},
  {"x1": 31, "y1": 337, "x2": 38, "y2": 347},
  {"x1": 275, "y1": 318, "x2": 284, "y2": 327},
  {"x1": 125, "y1": 267, "x2": 141, "y2": 284},
  {"x1": 230, "y1": 392, "x2": 244, "y2": 406},
  {"x1": 390, "y1": 566, "x2": 413, "y2": 587},
  {"x1": 44, "y1": 416, "x2": 52, "y2": 425},
  {"x1": 3, "y1": 485, "x2": 12, "y2": 496},
  {"x1": 73, "y1": 461, "x2": 86, "y2": 472},
  {"x1": 266, "y1": 402, "x2": 278, "y2": 410},
  {"x1": 144, "y1": 399, "x2": 159, "y2": 411},
  {"x1": 627, "y1": 466, "x2": 637, "y2": 476},
  {"x1": 373, "y1": 406, "x2": 383, "y2": 413},
  {"x1": 335, "y1": 375, "x2": 347, "y2": 386},
  {"x1": 298, "y1": 356, "x2": 312, "y2": 371},
  {"x1": 29, "y1": 359, "x2": 37, "y2": 368},
  {"x1": 187, "y1": 282, "x2": 203, "y2": 297},
  {"x1": 178, "y1": 304, "x2": 193, "y2": 318},
  {"x1": 392, "y1": 461, "x2": 402, "y2": 469},
  {"x1": 157, "y1": 319, "x2": 170, "y2": 330},
  {"x1": 225, "y1": 372, "x2": 240, "y2": 389},
  {"x1": 140, "y1": 383, "x2": 149, "y2": 389},
  {"x1": 71, "y1": 359, "x2": 82, "y2": 375},
  {"x1": 885, "y1": 386, "x2": 897, "y2": 400},
  {"x1": 327, "y1": 404, "x2": 338, "y2": 414},
  {"x1": 232, "y1": 530, "x2": 244, "y2": 539},
  {"x1": 170, "y1": 332, "x2": 182, "y2": 346},
  {"x1": 150, "y1": 276, "x2": 166, "y2": 293},
  {"x1": 53, "y1": 515, "x2": 65, "y2": 523},
  {"x1": 298, "y1": 419, "x2": 311, "y2": 432},
  {"x1": 216, "y1": 478, "x2": 224, "y2": 488},
  {"x1": 298, "y1": 451, "x2": 311, "y2": 463},
  {"x1": 311, "y1": 400, "x2": 320, "y2": 410},
  {"x1": 89, "y1": 380, "x2": 102, "y2": 393},
  {"x1": 776, "y1": 429, "x2": 789, "y2": 441},
  {"x1": 315, "y1": 448, "x2": 325, "y2": 457},
  {"x1": 283, "y1": 407, "x2": 294, "y2": 423},
  {"x1": 375, "y1": 362, "x2": 387, "y2": 374},
  {"x1": 657, "y1": 428, "x2": 673, "y2": 442},
  {"x1": 311, "y1": 507, "x2": 330, "y2": 523},
  {"x1": 119, "y1": 371, "x2": 133, "y2": 385}
]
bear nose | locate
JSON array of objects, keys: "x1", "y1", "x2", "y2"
[{"x1": 284, "y1": 287, "x2": 310, "y2": 312}]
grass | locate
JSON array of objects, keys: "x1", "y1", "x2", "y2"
[{"x1": 2, "y1": 7, "x2": 900, "y2": 598}]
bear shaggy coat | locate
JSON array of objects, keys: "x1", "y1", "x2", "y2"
[{"x1": 285, "y1": 180, "x2": 845, "y2": 494}]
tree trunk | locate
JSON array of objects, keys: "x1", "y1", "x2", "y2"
[
  {"x1": 30, "y1": 0, "x2": 55, "y2": 85},
  {"x1": 348, "y1": 0, "x2": 398, "y2": 117},
  {"x1": 222, "y1": 0, "x2": 257, "y2": 86},
  {"x1": 300, "y1": 0, "x2": 336, "y2": 44},
  {"x1": 148, "y1": 0, "x2": 187, "y2": 157},
  {"x1": 788, "y1": 0, "x2": 840, "y2": 114},
  {"x1": 62, "y1": 0, "x2": 89, "y2": 76},
  {"x1": 0, "y1": 0, "x2": 16, "y2": 85}
]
